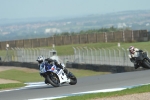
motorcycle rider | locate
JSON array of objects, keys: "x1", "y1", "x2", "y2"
[
  {"x1": 36, "y1": 56, "x2": 46, "y2": 76},
  {"x1": 36, "y1": 54, "x2": 69, "y2": 84},
  {"x1": 36, "y1": 55, "x2": 55, "y2": 84},
  {"x1": 128, "y1": 46, "x2": 143, "y2": 69},
  {"x1": 45, "y1": 51, "x2": 69, "y2": 76}
]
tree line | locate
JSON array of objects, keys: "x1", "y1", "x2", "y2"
[{"x1": 53, "y1": 26, "x2": 131, "y2": 36}]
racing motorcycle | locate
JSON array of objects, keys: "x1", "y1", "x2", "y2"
[
  {"x1": 40, "y1": 61, "x2": 77, "y2": 87},
  {"x1": 129, "y1": 51, "x2": 150, "y2": 69}
]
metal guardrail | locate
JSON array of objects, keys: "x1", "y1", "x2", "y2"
[
  {"x1": 67, "y1": 47, "x2": 149, "y2": 67},
  {"x1": 1, "y1": 47, "x2": 149, "y2": 67},
  {"x1": 2, "y1": 48, "x2": 57, "y2": 63}
]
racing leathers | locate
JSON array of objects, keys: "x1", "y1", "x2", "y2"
[
  {"x1": 128, "y1": 48, "x2": 143, "y2": 69},
  {"x1": 45, "y1": 55, "x2": 69, "y2": 75}
]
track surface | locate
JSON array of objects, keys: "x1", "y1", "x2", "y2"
[{"x1": 0, "y1": 70, "x2": 150, "y2": 100}]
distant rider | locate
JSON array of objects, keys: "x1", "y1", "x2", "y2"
[{"x1": 128, "y1": 46, "x2": 143, "y2": 69}]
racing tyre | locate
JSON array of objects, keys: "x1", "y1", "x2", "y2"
[
  {"x1": 68, "y1": 72, "x2": 77, "y2": 85},
  {"x1": 46, "y1": 72, "x2": 60, "y2": 87},
  {"x1": 142, "y1": 59, "x2": 150, "y2": 69}
]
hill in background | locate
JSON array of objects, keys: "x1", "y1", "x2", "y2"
[{"x1": 0, "y1": 10, "x2": 150, "y2": 41}]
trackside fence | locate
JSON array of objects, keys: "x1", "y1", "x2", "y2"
[
  {"x1": 70, "y1": 47, "x2": 149, "y2": 67},
  {"x1": 1, "y1": 47, "x2": 149, "y2": 67},
  {"x1": 2, "y1": 48, "x2": 57, "y2": 63}
]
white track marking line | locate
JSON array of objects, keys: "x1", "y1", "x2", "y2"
[{"x1": 28, "y1": 83, "x2": 150, "y2": 100}]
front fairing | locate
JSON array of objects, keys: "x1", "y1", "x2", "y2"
[
  {"x1": 47, "y1": 64, "x2": 58, "y2": 73},
  {"x1": 136, "y1": 52, "x2": 147, "y2": 61},
  {"x1": 40, "y1": 62, "x2": 56, "y2": 73},
  {"x1": 41, "y1": 62, "x2": 70, "y2": 84},
  {"x1": 46, "y1": 64, "x2": 70, "y2": 83}
]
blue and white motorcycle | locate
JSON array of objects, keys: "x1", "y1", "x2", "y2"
[{"x1": 39, "y1": 62, "x2": 77, "y2": 87}]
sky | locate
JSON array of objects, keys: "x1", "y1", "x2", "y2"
[{"x1": 0, "y1": 0, "x2": 150, "y2": 19}]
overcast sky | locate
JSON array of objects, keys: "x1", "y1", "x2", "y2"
[{"x1": 0, "y1": 0, "x2": 150, "y2": 19}]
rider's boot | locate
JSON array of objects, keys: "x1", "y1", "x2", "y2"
[
  {"x1": 56, "y1": 63, "x2": 69, "y2": 77},
  {"x1": 64, "y1": 68, "x2": 70, "y2": 78},
  {"x1": 63, "y1": 67, "x2": 69, "y2": 75},
  {"x1": 59, "y1": 64, "x2": 69, "y2": 77},
  {"x1": 44, "y1": 79, "x2": 49, "y2": 85}
]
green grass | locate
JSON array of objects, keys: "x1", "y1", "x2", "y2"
[
  {"x1": 0, "y1": 69, "x2": 43, "y2": 90},
  {"x1": 1, "y1": 42, "x2": 150, "y2": 57},
  {"x1": 43, "y1": 42, "x2": 150, "y2": 56},
  {"x1": 0, "y1": 69, "x2": 43, "y2": 82},
  {"x1": 55, "y1": 84, "x2": 150, "y2": 100},
  {"x1": 0, "y1": 83, "x2": 25, "y2": 90},
  {"x1": 1, "y1": 41, "x2": 150, "y2": 98},
  {"x1": 0, "y1": 67, "x2": 149, "y2": 100},
  {"x1": 42, "y1": 41, "x2": 150, "y2": 99},
  {"x1": 0, "y1": 68, "x2": 110, "y2": 90}
]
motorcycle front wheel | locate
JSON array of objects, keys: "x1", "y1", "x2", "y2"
[
  {"x1": 68, "y1": 72, "x2": 77, "y2": 85},
  {"x1": 46, "y1": 72, "x2": 60, "y2": 87},
  {"x1": 142, "y1": 59, "x2": 150, "y2": 69}
]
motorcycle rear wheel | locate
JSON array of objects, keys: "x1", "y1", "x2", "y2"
[
  {"x1": 68, "y1": 72, "x2": 77, "y2": 85},
  {"x1": 46, "y1": 72, "x2": 60, "y2": 87},
  {"x1": 142, "y1": 59, "x2": 150, "y2": 69}
]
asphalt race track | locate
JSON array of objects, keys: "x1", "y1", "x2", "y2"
[{"x1": 0, "y1": 69, "x2": 150, "y2": 100}]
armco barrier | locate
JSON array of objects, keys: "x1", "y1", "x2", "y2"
[
  {"x1": 0, "y1": 61, "x2": 145, "y2": 73},
  {"x1": 0, "y1": 61, "x2": 38, "y2": 70},
  {"x1": 66, "y1": 62, "x2": 145, "y2": 73}
]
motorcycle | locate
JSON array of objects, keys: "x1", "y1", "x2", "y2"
[
  {"x1": 39, "y1": 61, "x2": 77, "y2": 87},
  {"x1": 129, "y1": 51, "x2": 150, "y2": 69}
]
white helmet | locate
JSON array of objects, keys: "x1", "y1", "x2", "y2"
[
  {"x1": 36, "y1": 56, "x2": 44, "y2": 63},
  {"x1": 129, "y1": 46, "x2": 135, "y2": 54}
]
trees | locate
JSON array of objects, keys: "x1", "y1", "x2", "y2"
[{"x1": 54, "y1": 27, "x2": 131, "y2": 36}]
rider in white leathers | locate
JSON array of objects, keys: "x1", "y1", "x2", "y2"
[
  {"x1": 48, "y1": 52, "x2": 65, "y2": 69},
  {"x1": 47, "y1": 52, "x2": 69, "y2": 75},
  {"x1": 128, "y1": 46, "x2": 143, "y2": 69}
]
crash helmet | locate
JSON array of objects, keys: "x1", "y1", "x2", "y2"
[
  {"x1": 129, "y1": 46, "x2": 135, "y2": 54},
  {"x1": 36, "y1": 56, "x2": 44, "y2": 63}
]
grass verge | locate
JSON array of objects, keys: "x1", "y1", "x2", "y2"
[
  {"x1": 0, "y1": 42, "x2": 150, "y2": 99},
  {"x1": 0, "y1": 83, "x2": 25, "y2": 90},
  {"x1": 0, "y1": 68, "x2": 110, "y2": 90},
  {"x1": 47, "y1": 42, "x2": 150, "y2": 56},
  {"x1": 0, "y1": 67, "x2": 149, "y2": 100},
  {"x1": 55, "y1": 84, "x2": 150, "y2": 100},
  {"x1": 2, "y1": 42, "x2": 150, "y2": 56}
]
